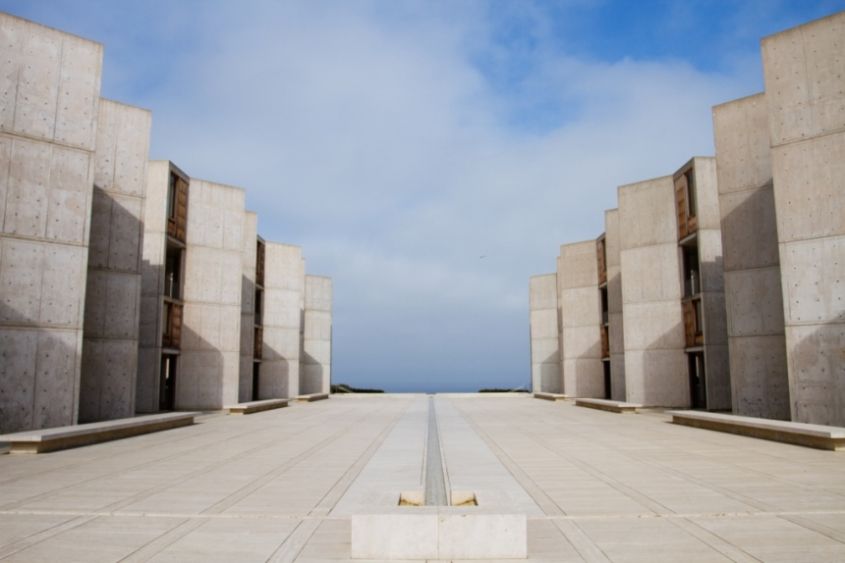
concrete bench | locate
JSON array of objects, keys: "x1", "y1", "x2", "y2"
[
  {"x1": 0, "y1": 412, "x2": 198, "y2": 454},
  {"x1": 575, "y1": 398, "x2": 642, "y2": 414},
  {"x1": 225, "y1": 398, "x2": 289, "y2": 415},
  {"x1": 669, "y1": 411, "x2": 845, "y2": 451},
  {"x1": 295, "y1": 393, "x2": 329, "y2": 403},
  {"x1": 534, "y1": 392, "x2": 569, "y2": 401}
]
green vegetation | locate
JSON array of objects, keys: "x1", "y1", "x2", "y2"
[
  {"x1": 331, "y1": 383, "x2": 385, "y2": 394},
  {"x1": 478, "y1": 388, "x2": 529, "y2": 393}
]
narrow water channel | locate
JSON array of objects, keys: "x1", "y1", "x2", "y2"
[{"x1": 424, "y1": 395, "x2": 448, "y2": 506}]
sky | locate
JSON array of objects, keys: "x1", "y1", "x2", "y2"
[{"x1": 3, "y1": 0, "x2": 842, "y2": 392}]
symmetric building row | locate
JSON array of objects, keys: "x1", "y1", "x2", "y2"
[
  {"x1": 530, "y1": 11, "x2": 844, "y2": 426},
  {"x1": 0, "y1": 13, "x2": 332, "y2": 433}
]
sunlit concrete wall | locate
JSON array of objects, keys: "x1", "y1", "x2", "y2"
[
  {"x1": 79, "y1": 100, "x2": 151, "y2": 422},
  {"x1": 529, "y1": 273, "x2": 561, "y2": 393},
  {"x1": 559, "y1": 241, "x2": 604, "y2": 397},
  {"x1": 713, "y1": 94, "x2": 790, "y2": 420},
  {"x1": 0, "y1": 15, "x2": 102, "y2": 432},
  {"x1": 239, "y1": 212, "x2": 257, "y2": 402},
  {"x1": 604, "y1": 209, "x2": 626, "y2": 401},
  {"x1": 262, "y1": 242, "x2": 304, "y2": 399},
  {"x1": 619, "y1": 176, "x2": 688, "y2": 407},
  {"x1": 762, "y1": 12, "x2": 845, "y2": 425},
  {"x1": 180, "y1": 180, "x2": 245, "y2": 409},
  {"x1": 302, "y1": 275, "x2": 332, "y2": 395}
]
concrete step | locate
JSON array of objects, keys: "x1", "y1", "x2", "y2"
[
  {"x1": 575, "y1": 398, "x2": 642, "y2": 413},
  {"x1": 225, "y1": 398, "x2": 289, "y2": 415},
  {"x1": 533, "y1": 392, "x2": 569, "y2": 401},
  {"x1": 296, "y1": 393, "x2": 330, "y2": 402}
]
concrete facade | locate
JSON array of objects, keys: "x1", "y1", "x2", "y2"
[
  {"x1": 238, "y1": 213, "x2": 258, "y2": 402},
  {"x1": 713, "y1": 94, "x2": 790, "y2": 420},
  {"x1": 674, "y1": 157, "x2": 731, "y2": 410},
  {"x1": 618, "y1": 176, "x2": 688, "y2": 407},
  {"x1": 762, "y1": 12, "x2": 845, "y2": 426},
  {"x1": 261, "y1": 243, "x2": 304, "y2": 399},
  {"x1": 558, "y1": 241, "x2": 604, "y2": 398},
  {"x1": 179, "y1": 180, "x2": 245, "y2": 410},
  {"x1": 301, "y1": 275, "x2": 333, "y2": 395},
  {"x1": 79, "y1": 99, "x2": 151, "y2": 423},
  {"x1": 0, "y1": 15, "x2": 102, "y2": 432},
  {"x1": 528, "y1": 274, "x2": 561, "y2": 393},
  {"x1": 604, "y1": 209, "x2": 626, "y2": 401}
]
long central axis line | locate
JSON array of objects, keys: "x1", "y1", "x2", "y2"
[{"x1": 424, "y1": 395, "x2": 448, "y2": 506}]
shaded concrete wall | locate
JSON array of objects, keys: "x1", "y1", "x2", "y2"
[
  {"x1": 762, "y1": 12, "x2": 845, "y2": 425},
  {"x1": 0, "y1": 15, "x2": 102, "y2": 432},
  {"x1": 302, "y1": 275, "x2": 332, "y2": 395},
  {"x1": 136, "y1": 161, "x2": 172, "y2": 412},
  {"x1": 604, "y1": 209, "x2": 626, "y2": 401},
  {"x1": 180, "y1": 180, "x2": 245, "y2": 409},
  {"x1": 713, "y1": 94, "x2": 790, "y2": 419},
  {"x1": 619, "y1": 176, "x2": 688, "y2": 407},
  {"x1": 79, "y1": 100, "x2": 150, "y2": 422},
  {"x1": 238, "y1": 212, "x2": 257, "y2": 402},
  {"x1": 689, "y1": 157, "x2": 731, "y2": 410},
  {"x1": 529, "y1": 273, "x2": 561, "y2": 393},
  {"x1": 262, "y1": 242, "x2": 304, "y2": 399},
  {"x1": 559, "y1": 241, "x2": 603, "y2": 397}
]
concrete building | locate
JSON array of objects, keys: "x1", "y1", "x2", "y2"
[
  {"x1": 238, "y1": 213, "x2": 259, "y2": 402},
  {"x1": 528, "y1": 274, "x2": 561, "y2": 393},
  {"x1": 302, "y1": 275, "x2": 333, "y2": 395},
  {"x1": 558, "y1": 241, "x2": 604, "y2": 398},
  {"x1": 0, "y1": 15, "x2": 102, "y2": 432},
  {"x1": 79, "y1": 100, "x2": 151, "y2": 423},
  {"x1": 713, "y1": 94, "x2": 790, "y2": 419},
  {"x1": 179, "y1": 179, "x2": 246, "y2": 410},
  {"x1": 137, "y1": 161, "x2": 190, "y2": 413},
  {"x1": 762, "y1": 12, "x2": 845, "y2": 426},
  {"x1": 618, "y1": 176, "x2": 688, "y2": 407},
  {"x1": 261, "y1": 242, "x2": 305, "y2": 399},
  {"x1": 673, "y1": 157, "x2": 730, "y2": 410},
  {"x1": 604, "y1": 209, "x2": 626, "y2": 401}
]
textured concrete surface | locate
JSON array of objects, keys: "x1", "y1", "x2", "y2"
[
  {"x1": 79, "y1": 99, "x2": 151, "y2": 423},
  {"x1": 301, "y1": 275, "x2": 332, "y2": 396},
  {"x1": 618, "y1": 176, "x2": 688, "y2": 408},
  {"x1": 0, "y1": 13, "x2": 103, "y2": 432},
  {"x1": 559, "y1": 241, "x2": 603, "y2": 398},
  {"x1": 529, "y1": 274, "x2": 561, "y2": 393},
  {"x1": 262, "y1": 243, "x2": 304, "y2": 399},
  {"x1": 713, "y1": 93, "x2": 790, "y2": 420},
  {"x1": 762, "y1": 11, "x2": 845, "y2": 426},
  {"x1": 180, "y1": 180, "x2": 245, "y2": 410},
  {"x1": 1, "y1": 395, "x2": 844, "y2": 562},
  {"x1": 604, "y1": 209, "x2": 626, "y2": 402},
  {"x1": 239, "y1": 214, "x2": 258, "y2": 402}
]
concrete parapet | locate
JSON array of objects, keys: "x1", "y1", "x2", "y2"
[{"x1": 528, "y1": 274, "x2": 561, "y2": 393}]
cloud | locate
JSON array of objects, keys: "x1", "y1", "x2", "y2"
[{"x1": 1, "y1": 0, "x2": 771, "y2": 391}]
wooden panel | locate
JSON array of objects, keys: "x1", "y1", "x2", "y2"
[
  {"x1": 163, "y1": 302, "x2": 183, "y2": 349},
  {"x1": 256, "y1": 241, "x2": 265, "y2": 286},
  {"x1": 253, "y1": 326, "x2": 263, "y2": 359},
  {"x1": 675, "y1": 174, "x2": 688, "y2": 240},
  {"x1": 596, "y1": 237, "x2": 607, "y2": 285},
  {"x1": 600, "y1": 325, "x2": 610, "y2": 358}
]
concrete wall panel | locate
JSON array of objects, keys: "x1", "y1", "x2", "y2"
[
  {"x1": 239, "y1": 213, "x2": 257, "y2": 402},
  {"x1": 605, "y1": 209, "x2": 626, "y2": 400},
  {"x1": 780, "y1": 236, "x2": 844, "y2": 325},
  {"x1": 529, "y1": 274, "x2": 561, "y2": 393},
  {"x1": 262, "y1": 243, "x2": 304, "y2": 399},
  {"x1": 302, "y1": 275, "x2": 332, "y2": 395},
  {"x1": 620, "y1": 245, "x2": 682, "y2": 304}
]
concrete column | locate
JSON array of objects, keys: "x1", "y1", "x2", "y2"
[
  {"x1": 762, "y1": 12, "x2": 845, "y2": 425},
  {"x1": 619, "y1": 177, "x2": 688, "y2": 407},
  {"x1": 180, "y1": 180, "x2": 245, "y2": 409},
  {"x1": 79, "y1": 100, "x2": 150, "y2": 422},
  {"x1": 559, "y1": 241, "x2": 604, "y2": 397},
  {"x1": 529, "y1": 274, "x2": 561, "y2": 393},
  {"x1": 262, "y1": 243, "x2": 304, "y2": 399},
  {"x1": 302, "y1": 275, "x2": 332, "y2": 395},
  {"x1": 239, "y1": 213, "x2": 257, "y2": 402},
  {"x1": 713, "y1": 94, "x2": 789, "y2": 419},
  {"x1": 0, "y1": 15, "x2": 102, "y2": 432},
  {"x1": 604, "y1": 209, "x2": 626, "y2": 401}
]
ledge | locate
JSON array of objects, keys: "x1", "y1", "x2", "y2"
[
  {"x1": 669, "y1": 410, "x2": 845, "y2": 451},
  {"x1": 575, "y1": 398, "x2": 642, "y2": 413},
  {"x1": 533, "y1": 392, "x2": 569, "y2": 401},
  {"x1": 0, "y1": 412, "x2": 198, "y2": 454},
  {"x1": 295, "y1": 393, "x2": 330, "y2": 402},
  {"x1": 225, "y1": 398, "x2": 289, "y2": 415}
]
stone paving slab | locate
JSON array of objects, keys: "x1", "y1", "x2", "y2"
[{"x1": 0, "y1": 396, "x2": 843, "y2": 562}]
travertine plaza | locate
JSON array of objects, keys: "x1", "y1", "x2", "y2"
[{"x1": 1, "y1": 9, "x2": 844, "y2": 563}]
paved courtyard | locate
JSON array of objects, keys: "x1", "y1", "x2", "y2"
[{"x1": 1, "y1": 395, "x2": 844, "y2": 562}]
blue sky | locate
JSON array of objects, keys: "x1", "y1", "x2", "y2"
[{"x1": 3, "y1": 1, "x2": 842, "y2": 392}]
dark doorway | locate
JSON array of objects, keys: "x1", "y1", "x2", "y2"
[
  {"x1": 159, "y1": 354, "x2": 177, "y2": 411},
  {"x1": 688, "y1": 353, "x2": 707, "y2": 409},
  {"x1": 252, "y1": 363, "x2": 260, "y2": 401},
  {"x1": 603, "y1": 362, "x2": 612, "y2": 399}
]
